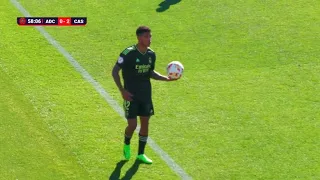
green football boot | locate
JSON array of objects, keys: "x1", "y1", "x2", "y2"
[
  {"x1": 123, "y1": 144, "x2": 131, "y2": 160},
  {"x1": 136, "y1": 154, "x2": 153, "y2": 164}
]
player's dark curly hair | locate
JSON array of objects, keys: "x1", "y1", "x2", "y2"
[{"x1": 136, "y1": 26, "x2": 151, "y2": 36}]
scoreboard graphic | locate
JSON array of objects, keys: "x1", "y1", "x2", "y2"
[{"x1": 17, "y1": 17, "x2": 87, "y2": 26}]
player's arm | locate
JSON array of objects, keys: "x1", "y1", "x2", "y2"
[
  {"x1": 112, "y1": 56, "x2": 133, "y2": 101},
  {"x1": 150, "y1": 53, "x2": 174, "y2": 81},
  {"x1": 151, "y1": 70, "x2": 175, "y2": 81},
  {"x1": 112, "y1": 64, "x2": 124, "y2": 91}
]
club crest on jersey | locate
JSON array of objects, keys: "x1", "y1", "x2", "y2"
[
  {"x1": 118, "y1": 57, "x2": 124, "y2": 64},
  {"x1": 149, "y1": 57, "x2": 152, "y2": 64}
]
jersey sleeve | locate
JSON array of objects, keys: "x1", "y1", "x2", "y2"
[
  {"x1": 152, "y1": 53, "x2": 156, "y2": 71},
  {"x1": 149, "y1": 53, "x2": 156, "y2": 77}
]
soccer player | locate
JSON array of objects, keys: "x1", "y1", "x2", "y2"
[{"x1": 112, "y1": 26, "x2": 175, "y2": 164}]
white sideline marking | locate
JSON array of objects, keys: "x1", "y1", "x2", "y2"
[{"x1": 11, "y1": 0, "x2": 192, "y2": 179}]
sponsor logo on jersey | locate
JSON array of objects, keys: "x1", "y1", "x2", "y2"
[{"x1": 135, "y1": 64, "x2": 151, "y2": 73}]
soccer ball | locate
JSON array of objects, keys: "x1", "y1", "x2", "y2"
[{"x1": 166, "y1": 61, "x2": 184, "y2": 79}]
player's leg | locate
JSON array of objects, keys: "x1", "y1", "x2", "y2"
[
  {"x1": 123, "y1": 100, "x2": 138, "y2": 160},
  {"x1": 136, "y1": 102, "x2": 154, "y2": 164},
  {"x1": 123, "y1": 118, "x2": 136, "y2": 160},
  {"x1": 136, "y1": 116, "x2": 152, "y2": 164},
  {"x1": 138, "y1": 116, "x2": 149, "y2": 154},
  {"x1": 124, "y1": 118, "x2": 137, "y2": 144}
]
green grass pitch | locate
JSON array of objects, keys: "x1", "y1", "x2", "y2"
[{"x1": 1, "y1": 0, "x2": 319, "y2": 179}]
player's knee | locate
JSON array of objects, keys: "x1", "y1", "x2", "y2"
[
  {"x1": 139, "y1": 128, "x2": 148, "y2": 136},
  {"x1": 127, "y1": 120, "x2": 137, "y2": 131},
  {"x1": 128, "y1": 123, "x2": 137, "y2": 130}
]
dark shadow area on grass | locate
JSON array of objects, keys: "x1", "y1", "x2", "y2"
[
  {"x1": 156, "y1": 0, "x2": 182, "y2": 12},
  {"x1": 109, "y1": 160, "x2": 127, "y2": 180},
  {"x1": 121, "y1": 160, "x2": 142, "y2": 180}
]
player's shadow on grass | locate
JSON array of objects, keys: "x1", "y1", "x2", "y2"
[
  {"x1": 109, "y1": 160, "x2": 127, "y2": 180},
  {"x1": 156, "y1": 0, "x2": 181, "y2": 12},
  {"x1": 109, "y1": 160, "x2": 142, "y2": 180},
  {"x1": 121, "y1": 160, "x2": 142, "y2": 180}
]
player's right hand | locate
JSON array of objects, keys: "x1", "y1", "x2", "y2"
[
  {"x1": 167, "y1": 76, "x2": 178, "y2": 81},
  {"x1": 121, "y1": 89, "x2": 133, "y2": 101}
]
